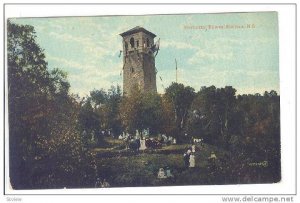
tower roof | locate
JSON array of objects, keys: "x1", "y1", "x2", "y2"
[{"x1": 120, "y1": 26, "x2": 156, "y2": 38}]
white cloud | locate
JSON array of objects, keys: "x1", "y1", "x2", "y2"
[
  {"x1": 49, "y1": 32, "x2": 90, "y2": 43},
  {"x1": 175, "y1": 64, "x2": 279, "y2": 95},
  {"x1": 163, "y1": 39, "x2": 199, "y2": 50},
  {"x1": 188, "y1": 49, "x2": 233, "y2": 63},
  {"x1": 163, "y1": 37, "x2": 235, "y2": 66},
  {"x1": 46, "y1": 55, "x2": 86, "y2": 70},
  {"x1": 18, "y1": 15, "x2": 277, "y2": 96},
  {"x1": 40, "y1": 19, "x2": 128, "y2": 97},
  {"x1": 39, "y1": 17, "x2": 164, "y2": 97}
]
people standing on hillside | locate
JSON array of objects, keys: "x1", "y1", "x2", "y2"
[
  {"x1": 209, "y1": 151, "x2": 217, "y2": 160},
  {"x1": 95, "y1": 178, "x2": 102, "y2": 188},
  {"x1": 157, "y1": 168, "x2": 167, "y2": 179},
  {"x1": 183, "y1": 149, "x2": 191, "y2": 168},
  {"x1": 124, "y1": 135, "x2": 130, "y2": 150},
  {"x1": 139, "y1": 138, "x2": 147, "y2": 150},
  {"x1": 101, "y1": 179, "x2": 110, "y2": 188},
  {"x1": 136, "y1": 138, "x2": 141, "y2": 152},
  {"x1": 189, "y1": 153, "x2": 195, "y2": 168},
  {"x1": 192, "y1": 144, "x2": 196, "y2": 153},
  {"x1": 183, "y1": 153, "x2": 189, "y2": 168}
]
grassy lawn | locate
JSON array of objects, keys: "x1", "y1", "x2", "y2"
[{"x1": 91, "y1": 137, "x2": 232, "y2": 187}]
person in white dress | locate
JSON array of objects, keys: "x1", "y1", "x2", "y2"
[
  {"x1": 157, "y1": 168, "x2": 166, "y2": 178},
  {"x1": 139, "y1": 139, "x2": 147, "y2": 150},
  {"x1": 192, "y1": 145, "x2": 196, "y2": 153},
  {"x1": 101, "y1": 179, "x2": 110, "y2": 188},
  {"x1": 189, "y1": 153, "x2": 195, "y2": 168}
]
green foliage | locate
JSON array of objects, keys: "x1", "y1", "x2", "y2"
[
  {"x1": 95, "y1": 85, "x2": 280, "y2": 185},
  {"x1": 7, "y1": 21, "x2": 280, "y2": 188},
  {"x1": 103, "y1": 85, "x2": 122, "y2": 135},
  {"x1": 8, "y1": 21, "x2": 96, "y2": 189},
  {"x1": 163, "y1": 83, "x2": 196, "y2": 141},
  {"x1": 79, "y1": 101, "x2": 99, "y2": 132},
  {"x1": 76, "y1": 85, "x2": 123, "y2": 147},
  {"x1": 140, "y1": 92, "x2": 163, "y2": 134},
  {"x1": 185, "y1": 86, "x2": 280, "y2": 182},
  {"x1": 187, "y1": 86, "x2": 237, "y2": 146},
  {"x1": 119, "y1": 86, "x2": 163, "y2": 134}
]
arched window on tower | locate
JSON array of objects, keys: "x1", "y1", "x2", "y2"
[
  {"x1": 136, "y1": 40, "x2": 139, "y2": 48},
  {"x1": 130, "y1": 37, "x2": 134, "y2": 48},
  {"x1": 146, "y1": 38, "x2": 150, "y2": 47}
]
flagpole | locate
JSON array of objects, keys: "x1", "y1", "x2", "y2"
[{"x1": 175, "y1": 58, "x2": 178, "y2": 83}]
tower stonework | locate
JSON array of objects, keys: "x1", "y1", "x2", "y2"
[{"x1": 120, "y1": 26, "x2": 157, "y2": 95}]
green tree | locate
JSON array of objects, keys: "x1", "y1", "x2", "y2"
[
  {"x1": 8, "y1": 21, "x2": 96, "y2": 189},
  {"x1": 187, "y1": 86, "x2": 219, "y2": 144},
  {"x1": 119, "y1": 86, "x2": 163, "y2": 135},
  {"x1": 216, "y1": 86, "x2": 237, "y2": 147},
  {"x1": 140, "y1": 92, "x2": 163, "y2": 134},
  {"x1": 119, "y1": 86, "x2": 144, "y2": 133},
  {"x1": 78, "y1": 100, "x2": 101, "y2": 145},
  {"x1": 103, "y1": 85, "x2": 122, "y2": 136},
  {"x1": 164, "y1": 83, "x2": 196, "y2": 140},
  {"x1": 186, "y1": 86, "x2": 237, "y2": 146},
  {"x1": 89, "y1": 89, "x2": 107, "y2": 106},
  {"x1": 87, "y1": 85, "x2": 122, "y2": 137},
  {"x1": 161, "y1": 96, "x2": 177, "y2": 137},
  {"x1": 236, "y1": 91, "x2": 280, "y2": 182}
]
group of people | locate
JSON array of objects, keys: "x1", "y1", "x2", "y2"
[
  {"x1": 157, "y1": 166, "x2": 174, "y2": 179},
  {"x1": 183, "y1": 143, "x2": 218, "y2": 169},
  {"x1": 95, "y1": 178, "x2": 110, "y2": 188},
  {"x1": 183, "y1": 145, "x2": 196, "y2": 168}
]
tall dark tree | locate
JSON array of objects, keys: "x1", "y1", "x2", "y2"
[
  {"x1": 140, "y1": 92, "x2": 163, "y2": 135},
  {"x1": 186, "y1": 86, "x2": 237, "y2": 146},
  {"x1": 8, "y1": 21, "x2": 96, "y2": 189},
  {"x1": 236, "y1": 91, "x2": 281, "y2": 182},
  {"x1": 78, "y1": 100, "x2": 101, "y2": 145},
  {"x1": 187, "y1": 86, "x2": 219, "y2": 144},
  {"x1": 104, "y1": 85, "x2": 122, "y2": 136},
  {"x1": 164, "y1": 83, "x2": 196, "y2": 141},
  {"x1": 86, "y1": 85, "x2": 123, "y2": 137},
  {"x1": 8, "y1": 21, "x2": 53, "y2": 188},
  {"x1": 216, "y1": 86, "x2": 237, "y2": 147},
  {"x1": 119, "y1": 86, "x2": 163, "y2": 135},
  {"x1": 89, "y1": 89, "x2": 107, "y2": 106},
  {"x1": 119, "y1": 86, "x2": 144, "y2": 133}
]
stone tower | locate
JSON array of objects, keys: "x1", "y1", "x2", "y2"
[{"x1": 120, "y1": 26, "x2": 157, "y2": 95}]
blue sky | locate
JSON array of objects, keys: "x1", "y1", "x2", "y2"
[{"x1": 11, "y1": 12, "x2": 279, "y2": 97}]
